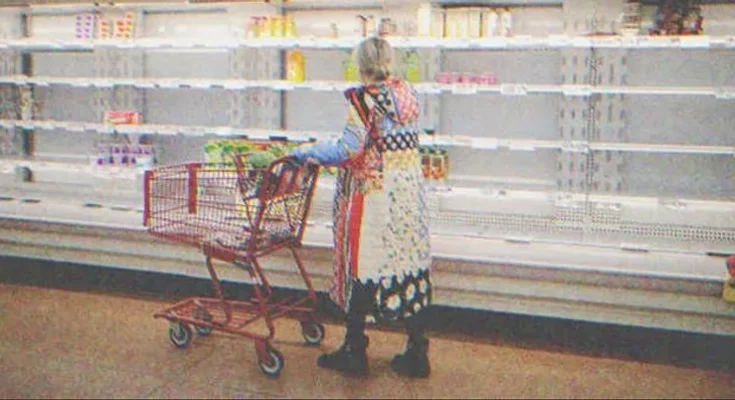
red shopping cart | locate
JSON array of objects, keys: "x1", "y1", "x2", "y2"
[{"x1": 143, "y1": 154, "x2": 322, "y2": 377}]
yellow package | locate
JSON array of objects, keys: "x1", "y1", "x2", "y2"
[{"x1": 723, "y1": 277, "x2": 735, "y2": 303}]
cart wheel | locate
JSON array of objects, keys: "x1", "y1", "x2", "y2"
[
  {"x1": 168, "y1": 322, "x2": 192, "y2": 349},
  {"x1": 301, "y1": 322, "x2": 325, "y2": 346},
  {"x1": 194, "y1": 307, "x2": 213, "y2": 337},
  {"x1": 258, "y1": 345, "x2": 285, "y2": 378}
]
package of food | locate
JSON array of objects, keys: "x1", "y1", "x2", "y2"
[
  {"x1": 420, "y1": 145, "x2": 449, "y2": 181},
  {"x1": 75, "y1": 14, "x2": 95, "y2": 39},
  {"x1": 104, "y1": 111, "x2": 142, "y2": 125}
]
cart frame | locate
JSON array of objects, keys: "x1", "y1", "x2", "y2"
[{"x1": 143, "y1": 155, "x2": 323, "y2": 377}]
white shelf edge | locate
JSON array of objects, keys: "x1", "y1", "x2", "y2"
[
  {"x1": 2, "y1": 119, "x2": 733, "y2": 157},
  {"x1": 2, "y1": 35, "x2": 734, "y2": 51},
  {"x1": 3, "y1": 75, "x2": 733, "y2": 99}
]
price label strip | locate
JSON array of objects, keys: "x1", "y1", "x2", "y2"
[
  {"x1": 500, "y1": 84, "x2": 528, "y2": 96},
  {"x1": 679, "y1": 36, "x2": 710, "y2": 49},
  {"x1": 452, "y1": 84, "x2": 478, "y2": 95},
  {"x1": 562, "y1": 85, "x2": 592, "y2": 97},
  {"x1": 714, "y1": 88, "x2": 735, "y2": 100}
]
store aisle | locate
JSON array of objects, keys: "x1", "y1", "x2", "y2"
[{"x1": 0, "y1": 283, "x2": 732, "y2": 399}]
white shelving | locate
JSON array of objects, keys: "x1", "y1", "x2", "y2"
[
  {"x1": 1, "y1": 35, "x2": 733, "y2": 51},
  {"x1": 2, "y1": 118, "x2": 733, "y2": 157},
  {"x1": 0, "y1": 0, "x2": 733, "y2": 256},
  {"x1": 2, "y1": 75, "x2": 734, "y2": 99}
]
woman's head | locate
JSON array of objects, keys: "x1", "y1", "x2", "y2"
[{"x1": 354, "y1": 36, "x2": 394, "y2": 84}]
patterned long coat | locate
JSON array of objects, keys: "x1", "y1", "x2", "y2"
[{"x1": 293, "y1": 78, "x2": 432, "y2": 324}]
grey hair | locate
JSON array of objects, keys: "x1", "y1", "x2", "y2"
[{"x1": 354, "y1": 36, "x2": 394, "y2": 82}]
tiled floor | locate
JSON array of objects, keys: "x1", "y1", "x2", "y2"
[{"x1": 0, "y1": 283, "x2": 733, "y2": 399}]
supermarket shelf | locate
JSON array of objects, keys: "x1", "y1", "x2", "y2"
[
  {"x1": 1, "y1": 119, "x2": 733, "y2": 157},
  {"x1": 0, "y1": 197, "x2": 732, "y2": 336},
  {"x1": 20, "y1": 1, "x2": 261, "y2": 15},
  {"x1": 3, "y1": 75, "x2": 734, "y2": 99},
  {"x1": 1, "y1": 35, "x2": 733, "y2": 52}
]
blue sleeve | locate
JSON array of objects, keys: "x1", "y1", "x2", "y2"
[{"x1": 291, "y1": 123, "x2": 365, "y2": 165}]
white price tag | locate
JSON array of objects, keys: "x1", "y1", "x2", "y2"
[
  {"x1": 500, "y1": 84, "x2": 528, "y2": 96},
  {"x1": 570, "y1": 37, "x2": 592, "y2": 48},
  {"x1": 116, "y1": 41, "x2": 136, "y2": 49},
  {"x1": 272, "y1": 82, "x2": 295, "y2": 91},
  {"x1": 680, "y1": 36, "x2": 710, "y2": 49},
  {"x1": 452, "y1": 84, "x2": 478, "y2": 95},
  {"x1": 137, "y1": 81, "x2": 156, "y2": 89},
  {"x1": 191, "y1": 82, "x2": 212, "y2": 89},
  {"x1": 635, "y1": 36, "x2": 659, "y2": 48},
  {"x1": 714, "y1": 88, "x2": 735, "y2": 100},
  {"x1": 510, "y1": 35, "x2": 534, "y2": 48},
  {"x1": 471, "y1": 137, "x2": 499, "y2": 150},
  {"x1": 620, "y1": 36, "x2": 637, "y2": 48},
  {"x1": 420, "y1": 84, "x2": 443, "y2": 95},
  {"x1": 547, "y1": 35, "x2": 571, "y2": 47},
  {"x1": 311, "y1": 82, "x2": 335, "y2": 92},
  {"x1": 508, "y1": 141, "x2": 536, "y2": 152},
  {"x1": 158, "y1": 80, "x2": 179, "y2": 89},
  {"x1": 561, "y1": 141, "x2": 589, "y2": 153},
  {"x1": 593, "y1": 37, "x2": 622, "y2": 48},
  {"x1": 724, "y1": 36, "x2": 735, "y2": 48},
  {"x1": 156, "y1": 126, "x2": 177, "y2": 135},
  {"x1": 429, "y1": 135, "x2": 454, "y2": 147},
  {"x1": 562, "y1": 85, "x2": 592, "y2": 97},
  {"x1": 67, "y1": 124, "x2": 85, "y2": 132},
  {"x1": 224, "y1": 82, "x2": 248, "y2": 90}
]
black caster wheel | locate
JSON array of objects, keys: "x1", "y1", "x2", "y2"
[
  {"x1": 301, "y1": 321, "x2": 325, "y2": 346},
  {"x1": 194, "y1": 307, "x2": 213, "y2": 337},
  {"x1": 257, "y1": 345, "x2": 285, "y2": 378},
  {"x1": 168, "y1": 322, "x2": 192, "y2": 349}
]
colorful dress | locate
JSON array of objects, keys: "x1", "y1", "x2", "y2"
[{"x1": 291, "y1": 78, "x2": 432, "y2": 324}]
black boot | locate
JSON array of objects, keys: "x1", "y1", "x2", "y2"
[
  {"x1": 391, "y1": 336, "x2": 430, "y2": 378},
  {"x1": 317, "y1": 291, "x2": 370, "y2": 376},
  {"x1": 317, "y1": 333, "x2": 369, "y2": 376}
]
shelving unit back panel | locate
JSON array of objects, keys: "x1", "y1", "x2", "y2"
[
  {"x1": 34, "y1": 87, "x2": 96, "y2": 122},
  {"x1": 626, "y1": 49, "x2": 734, "y2": 88},
  {"x1": 28, "y1": 15, "x2": 79, "y2": 40},
  {"x1": 441, "y1": 95, "x2": 560, "y2": 140},
  {"x1": 621, "y1": 152, "x2": 735, "y2": 203},
  {"x1": 443, "y1": 50, "x2": 562, "y2": 85},
  {"x1": 445, "y1": 147, "x2": 558, "y2": 190},
  {"x1": 142, "y1": 11, "x2": 234, "y2": 40},
  {"x1": 624, "y1": 96, "x2": 735, "y2": 147}
]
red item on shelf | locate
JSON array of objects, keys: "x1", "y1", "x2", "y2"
[{"x1": 104, "y1": 111, "x2": 142, "y2": 125}]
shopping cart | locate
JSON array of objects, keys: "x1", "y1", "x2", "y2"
[{"x1": 143, "y1": 154, "x2": 323, "y2": 377}]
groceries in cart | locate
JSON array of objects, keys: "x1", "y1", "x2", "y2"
[
  {"x1": 144, "y1": 143, "x2": 323, "y2": 377},
  {"x1": 204, "y1": 138, "x2": 337, "y2": 176}
]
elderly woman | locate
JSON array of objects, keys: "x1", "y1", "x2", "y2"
[{"x1": 291, "y1": 37, "x2": 432, "y2": 378}]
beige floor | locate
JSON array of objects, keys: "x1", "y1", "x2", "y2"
[{"x1": 0, "y1": 283, "x2": 733, "y2": 399}]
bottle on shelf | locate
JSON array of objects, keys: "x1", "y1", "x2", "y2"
[
  {"x1": 343, "y1": 50, "x2": 360, "y2": 82},
  {"x1": 404, "y1": 50, "x2": 423, "y2": 84},
  {"x1": 483, "y1": 9, "x2": 499, "y2": 37},
  {"x1": 499, "y1": 8, "x2": 513, "y2": 37},
  {"x1": 286, "y1": 50, "x2": 305, "y2": 83}
]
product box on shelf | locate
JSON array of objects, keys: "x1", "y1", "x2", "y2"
[
  {"x1": 417, "y1": 3, "x2": 444, "y2": 38},
  {"x1": 723, "y1": 256, "x2": 735, "y2": 303},
  {"x1": 93, "y1": 137, "x2": 156, "y2": 168},
  {"x1": 419, "y1": 143, "x2": 449, "y2": 181},
  {"x1": 247, "y1": 16, "x2": 296, "y2": 39},
  {"x1": 104, "y1": 111, "x2": 142, "y2": 126},
  {"x1": 436, "y1": 72, "x2": 498, "y2": 85},
  {"x1": 75, "y1": 14, "x2": 95, "y2": 40}
]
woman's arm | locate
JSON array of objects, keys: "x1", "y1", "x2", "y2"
[{"x1": 291, "y1": 89, "x2": 369, "y2": 165}]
